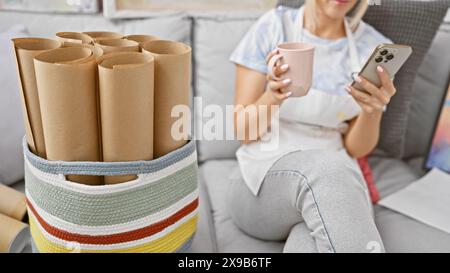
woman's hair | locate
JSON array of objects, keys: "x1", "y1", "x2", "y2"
[{"x1": 305, "y1": 0, "x2": 369, "y2": 31}]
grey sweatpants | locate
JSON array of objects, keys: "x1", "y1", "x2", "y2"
[{"x1": 227, "y1": 149, "x2": 385, "y2": 253}]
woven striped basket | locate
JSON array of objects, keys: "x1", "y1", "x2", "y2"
[{"x1": 23, "y1": 139, "x2": 198, "y2": 253}]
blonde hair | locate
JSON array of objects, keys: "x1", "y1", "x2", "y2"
[{"x1": 305, "y1": 0, "x2": 368, "y2": 32}]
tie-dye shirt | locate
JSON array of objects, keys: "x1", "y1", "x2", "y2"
[{"x1": 230, "y1": 5, "x2": 392, "y2": 96}]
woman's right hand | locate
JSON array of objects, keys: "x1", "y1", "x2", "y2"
[{"x1": 266, "y1": 49, "x2": 293, "y2": 102}]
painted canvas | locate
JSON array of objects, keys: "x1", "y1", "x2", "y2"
[
  {"x1": 114, "y1": 0, "x2": 277, "y2": 11},
  {"x1": 426, "y1": 83, "x2": 450, "y2": 172},
  {"x1": 0, "y1": 0, "x2": 100, "y2": 13},
  {"x1": 103, "y1": 0, "x2": 277, "y2": 18}
]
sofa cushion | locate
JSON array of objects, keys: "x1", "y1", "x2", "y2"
[
  {"x1": 193, "y1": 13, "x2": 262, "y2": 161},
  {"x1": 278, "y1": 0, "x2": 450, "y2": 158},
  {"x1": 368, "y1": 156, "x2": 450, "y2": 253},
  {"x1": 200, "y1": 156, "x2": 450, "y2": 252},
  {"x1": 404, "y1": 21, "x2": 450, "y2": 159},
  {"x1": 199, "y1": 160, "x2": 284, "y2": 252},
  {"x1": 374, "y1": 206, "x2": 450, "y2": 253},
  {"x1": 0, "y1": 11, "x2": 191, "y2": 44},
  {"x1": 187, "y1": 173, "x2": 218, "y2": 253}
]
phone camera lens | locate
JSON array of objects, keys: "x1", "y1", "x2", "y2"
[
  {"x1": 380, "y1": 49, "x2": 388, "y2": 56},
  {"x1": 386, "y1": 54, "x2": 394, "y2": 60},
  {"x1": 375, "y1": 57, "x2": 384, "y2": 63}
]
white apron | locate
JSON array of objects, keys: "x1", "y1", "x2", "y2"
[{"x1": 236, "y1": 7, "x2": 369, "y2": 200}]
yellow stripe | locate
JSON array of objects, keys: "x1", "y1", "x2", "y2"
[{"x1": 30, "y1": 215, "x2": 198, "y2": 253}]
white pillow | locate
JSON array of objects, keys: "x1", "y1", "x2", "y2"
[
  {"x1": 193, "y1": 13, "x2": 261, "y2": 162},
  {"x1": 0, "y1": 25, "x2": 28, "y2": 185}
]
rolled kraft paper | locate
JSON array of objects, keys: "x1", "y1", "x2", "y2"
[
  {"x1": 62, "y1": 42, "x2": 104, "y2": 59},
  {"x1": 12, "y1": 38, "x2": 62, "y2": 158},
  {"x1": 83, "y1": 31, "x2": 123, "y2": 42},
  {"x1": 0, "y1": 184, "x2": 27, "y2": 221},
  {"x1": 60, "y1": 43, "x2": 104, "y2": 167},
  {"x1": 124, "y1": 34, "x2": 159, "y2": 49},
  {"x1": 0, "y1": 214, "x2": 29, "y2": 253},
  {"x1": 142, "y1": 40, "x2": 191, "y2": 158},
  {"x1": 56, "y1": 32, "x2": 94, "y2": 46},
  {"x1": 96, "y1": 38, "x2": 140, "y2": 54},
  {"x1": 34, "y1": 47, "x2": 102, "y2": 185},
  {"x1": 98, "y1": 52, "x2": 155, "y2": 184}
]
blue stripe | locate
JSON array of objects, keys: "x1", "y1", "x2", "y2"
[{"x1": 23, "y1": 137, "x2": 196, "y2": 176}]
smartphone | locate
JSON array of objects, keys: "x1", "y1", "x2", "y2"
[{"x1": 352, "y1": 44, "x2": 413, "y2": 90}]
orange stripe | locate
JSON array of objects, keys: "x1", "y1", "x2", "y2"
[{"x1": 26, "y1": 198, "x2": 198, "y2": 245}]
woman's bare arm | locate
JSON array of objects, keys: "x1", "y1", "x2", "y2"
[
  {"x1": 234, "y1": 60, "x2": 292, "y2": 144},
  {"x1": 344, "y1": 112, "x2": 382, "y2": 158}
]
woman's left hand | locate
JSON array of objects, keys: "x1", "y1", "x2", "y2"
[{"x1": 346, "y1": 66, "x2": 397, "y2": 114}]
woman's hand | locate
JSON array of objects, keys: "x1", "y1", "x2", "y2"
[
  {"x1": 346, "y1": 66, "x2": 397, "y2": 114},
  {"x1": 266, "y1": 49, "x2": 293, "y2": 102}
]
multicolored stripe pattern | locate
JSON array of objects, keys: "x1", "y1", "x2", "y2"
[{"x1": 24, "y1": 142, "x2": 198, "y2": 253}]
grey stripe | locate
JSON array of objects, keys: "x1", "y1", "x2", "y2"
[
  {"x1": 26, "y1": 162, "x2": 198, "y2": 226},
  {"x1": 23, "y1": 137, "x2": 196, "y2": 176}
]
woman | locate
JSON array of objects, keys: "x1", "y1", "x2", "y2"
[{"x1": 228, "y1": 0, "x2": 396, "y2": 253}]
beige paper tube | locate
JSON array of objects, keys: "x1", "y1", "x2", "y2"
[
  {"x1": 56, "y1": 32, "x2": 94, "y2": 46},
  {"x1": 96, "y1": 38, "x2": 140, "y2": 54},
  {"x1": 98, "y1": 52, "x2": 155, "y2": 184},
  {"x1": 0, "y1": 184, "x2": 26, "y2": 221},
  {"x1": 12, "y1": 38, "x2": 61, "y2": 158},
  {"x1": 142, "y1": 40, "x2": 191, "y2": 158},
  {"x1": 60, "y1": 43, "x2": 104, "y2": 171},
  {"x1": 34, "y1": 47, "x2": 102, "y2": 185},
  {"x1": 124, "y1": 34, "x2": 159, "y2": 49},
  {"x1": 62, "y1": 42, "x2": 104, "y2": 59},
  {"x1": 0, "y1": 214, "x2": 29, "y2": 253},
  {"x1": 83, "y1": 31, "x2": 123, "y2": 42}
]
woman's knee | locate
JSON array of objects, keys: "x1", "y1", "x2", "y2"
[
  {"x1": 226, "y1": 176, "x2": 269, "y2": 239},
  {"x1": 227, "y1": 172, "x2": 300, "y2": 241},
  {"x1": 273, "y1": 150, "x2": 366, "y2": 201}
]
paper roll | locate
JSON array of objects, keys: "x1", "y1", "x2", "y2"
[
  {"x1": 0, "y1": 184, "x2": 27, "y2": 221},
  {"x1": 12, "y1": 38, "x2": 61, "y2": 158},
  {"x1": 34, "y1": 47, "x2": 102, "y2": 185},
  {"x1": 96, "y1": 38, "x2": 140, "y2": 54},
  {"x1": 56, "y1": 32, "x2": 94, "y2": 46},
  {"x1": 98, "y1": 52, "x2": 155, "y2": 184},
  {"x1": 124, "y1": 35, "x2": 159, "y2": 49},
  {"x1": 0, "y1": 214, "x2": 29, "y2": 253},
  {"x1": 83, "y1": 31, "x2": 123, "y2": 42},
  {"x1": 60, "y1": 43, "x2": 104, "y2": 171},
  {"x1": 62, "y1": 42, "x2": 104, "y2": 59},
  {"x1": 142, "y1": 40, "x2": 191, "y2": 158}
]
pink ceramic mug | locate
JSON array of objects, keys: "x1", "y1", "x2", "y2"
[{"x1": 268, "y1": 42, "x2": 315, "y2": 97}]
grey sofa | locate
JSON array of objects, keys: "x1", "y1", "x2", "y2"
[{"x1": 1, "y1": 6, "x2": 450, "y2": 253}]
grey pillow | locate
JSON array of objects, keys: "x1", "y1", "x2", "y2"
[
  {"x1": 193, "y1": 12, "x2": 263, "y2": 162},
  {"x1": 278, "y1": 0, "x2": 450, "y2": 158},
  {"x1": 404, "y1": 22, "x2": 450, "y2": 159}
]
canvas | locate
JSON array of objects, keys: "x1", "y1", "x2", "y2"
[{"x1": 426, "y1": 82, "x2": 450, "y2": 172}]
